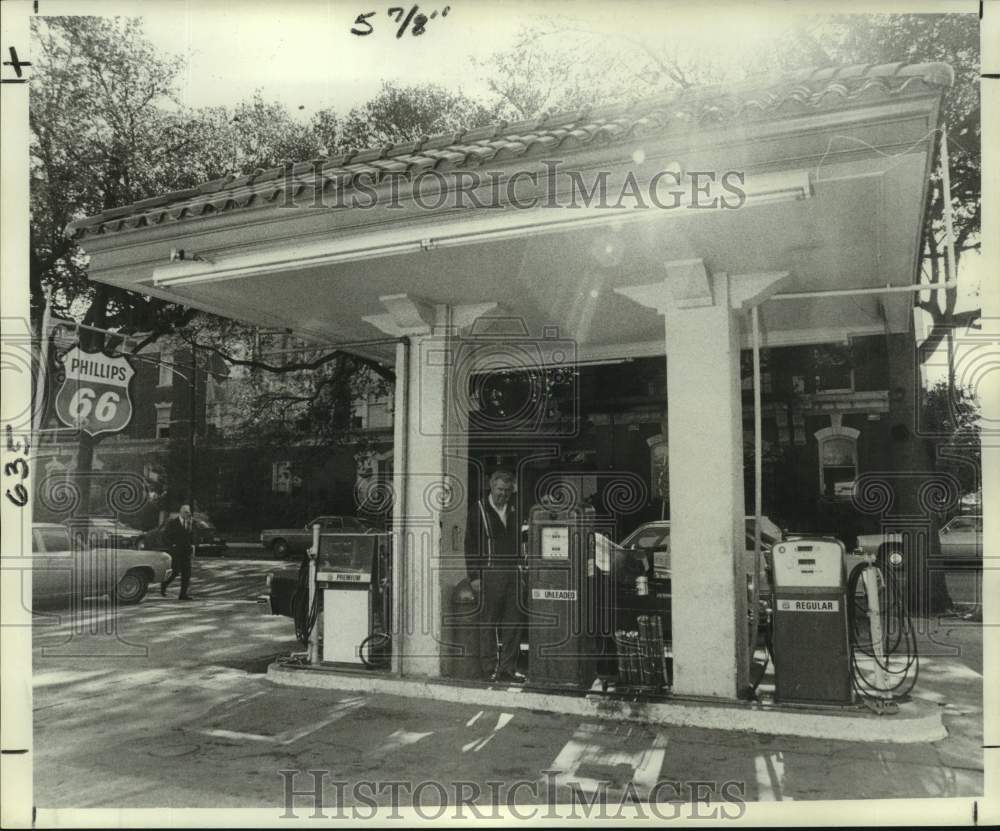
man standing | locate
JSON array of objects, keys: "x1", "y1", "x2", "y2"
[
  {"x1": 465, "y1": 470, "x2": 525, "y2": 682},
  {"x1": 160, "y1": 504, "x2": 196, "y2": 600}
]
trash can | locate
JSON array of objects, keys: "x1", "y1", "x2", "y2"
[{"x1": 443, "y1": 578, "x2": 481, "y2": 679}]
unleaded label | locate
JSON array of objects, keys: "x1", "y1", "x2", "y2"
[
  {"x1": 531, "y1": 588, "x2": 577, "y2": 601},
  {"x1": 777, "y1": 599, "x2": 839, "y2": 612}
]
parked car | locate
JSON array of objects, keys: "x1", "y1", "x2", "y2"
[
  {"x1": 260, "y1": 515, "x2": 377, "y2": 558},
  {"x1": 260, "y1": 564, "x2": 304, "y2": 620},
  {"x1": 938, "y1": 514, "x2": 982, "y2": 610},
  {"x1": 619, "y1": 517, "x2": 866, "y2": 600},
  {"x1": 938, "y1": 514, "x2": 982, "y2": 558},
  {"x1": 852, "y1": 516, "x2": 983, "y2": 597},
  {"x1": 619, "y1": 516, "x2": 785, "y2": 586},
  {"x1": 32, "y1": 522, "x2": 171, "y2": 605},
  {"x1": 61, "y1": 516, "x2": 147, "y2": 550},
  {"x1": 144, "y1": 513, "x2": 229, "y2": 557}
]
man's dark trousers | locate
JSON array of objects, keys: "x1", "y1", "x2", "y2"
[
  {"x1": 161, "y1": 517, "x2": 195, "y2": 597},
  {"x1": 163, "y1": 552, "x2": 192, "y2": 596},
  {"x1": 480, "y1": 566, "x2": 523, "y2": 677}
]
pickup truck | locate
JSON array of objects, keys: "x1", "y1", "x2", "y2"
[{"x1": 260, "y1": 515, "x2": 377, "y2": 558}]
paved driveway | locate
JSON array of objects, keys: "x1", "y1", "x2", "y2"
[{"x1": 28, "y1": 559, "x2": 984, "y2": 818}]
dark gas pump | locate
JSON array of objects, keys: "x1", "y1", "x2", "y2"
[
  {"x1": 525, "y1": 499, "x2": 601, "y2": 690},
  {"x1": 770, "y1": 537, "x2": 852, "y2": 704}
]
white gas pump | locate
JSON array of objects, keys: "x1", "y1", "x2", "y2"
[{"x1": 314, "y1": 531, "x2": 392, "y2": 667}]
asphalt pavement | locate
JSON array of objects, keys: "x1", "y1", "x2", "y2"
[{"x1": 28, "y1": 556, "x2": 985, "y2": 818}]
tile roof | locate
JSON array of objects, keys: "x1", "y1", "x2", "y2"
[{"x1": 65, "y1": 62, "x2": 953, "y2": 241}]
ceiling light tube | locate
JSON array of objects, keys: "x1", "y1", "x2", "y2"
[{"x1": 152, "y1": 170, "x2": 811, "y2": 289}]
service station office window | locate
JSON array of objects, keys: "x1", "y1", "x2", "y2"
[{"x1": 815, "y1": 426, "x2": 860, "y2": 499}]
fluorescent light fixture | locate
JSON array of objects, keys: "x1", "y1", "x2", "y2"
[{"x1": 151, "y1": 170, "x2": 812, "y2": 289}]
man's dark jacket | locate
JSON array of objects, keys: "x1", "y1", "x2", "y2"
[
  {"x1": 163, "y1": 517, "x2": 195, "y2": 559},
  {"x1": 465, "y1": 498, "x2": 520, "y2": 579}
]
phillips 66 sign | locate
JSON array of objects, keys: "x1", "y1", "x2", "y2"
[{"x1": 54, "y1": 347, "x2": 135, "y2": 437}]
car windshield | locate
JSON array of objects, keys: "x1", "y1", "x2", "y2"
[
  {"x1": 947, "y1": 517, "x2": 981, "y2": 532},
  {"x1": 625, "y1": 518, "x2": 781, "y2": 551},
  {"x1": 626, "y1": 526, "x2": 670, "y2": 550}
]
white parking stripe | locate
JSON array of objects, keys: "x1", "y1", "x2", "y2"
[
  {"x1": 549, "y1": 723, "x2": 668, "y2": 797},
  {"x1": 196, "y1": 695, "x2": 366, "y2": 745},
  {"x1": 462, "y1": 711, "x2": 516, "y2": 753},
  {"x1": 753, "y1": 751, "x2": 790, "y2": 801},
  {"x1": 371, "y1": 728, "x2": 434, "y2": 756}
]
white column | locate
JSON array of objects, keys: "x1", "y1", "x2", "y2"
[
  {"x1": 365, "y1": 296, "x2": 496, "y2": 678},
  {"x1": 617, "y1": 262, "x2": 787, "y2": 699}
]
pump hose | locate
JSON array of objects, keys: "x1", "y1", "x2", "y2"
[
  {"x1": 292, "y1": 557, "x2": 319, "y2": 646},
  {"x1": 358, "y1": 633, "x2": 391, "y2": 668},
  {"x1": 846, "y1": 561, "x2": 919, "y2": 702},
  {"x1": 748, "y1": 601, "x2": 774, "y2": 695}
]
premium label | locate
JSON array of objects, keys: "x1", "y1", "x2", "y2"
[{"x1": 318, "y1": 571, "x2": 370, "y2": 583}]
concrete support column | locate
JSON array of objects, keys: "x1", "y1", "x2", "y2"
[
  {"x1": 617, "y1": 261, "x2": 787, "y2": 700},
  {"x1": 365, "y1": 295, "x2": 496, "y2": 678}
]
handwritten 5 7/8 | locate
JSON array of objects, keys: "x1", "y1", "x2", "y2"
[{"x1": 351, "y1": 5, "x2": 451, "y2": 38}]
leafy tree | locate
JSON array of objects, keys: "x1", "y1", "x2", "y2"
[
  {"x1": 178, "y1": 318, "x2": 391, "y2": 452},
  {"x1": 923, "y1": 380, "x2": 981, "y2": 497},
  {"x1": 30, "y1": 17, "x2": 320, "y2": 344},
  {"x1": 313, "y1": 80, "x2": 500, "y2": 151}
]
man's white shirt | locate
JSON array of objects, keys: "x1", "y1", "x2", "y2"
[{"x1": 488, "y1": 494, "x2": 509, "y2": 528}]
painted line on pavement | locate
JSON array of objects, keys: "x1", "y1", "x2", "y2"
[
  {"x1": 548, "y1": 722, "x2": 669, "y2": 797},
  {"x1": 195, "y1": 695, "x2": 367, "y2": 745}
]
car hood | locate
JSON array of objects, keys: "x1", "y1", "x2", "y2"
[
  {"x1": 45, "y1": 547, "x2": 171, "y2": 562},
  {"x1": 856, "y1": 532, "x2": 903, "y2": 546}
]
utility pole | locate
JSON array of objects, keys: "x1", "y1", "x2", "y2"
[{"x1": 189, "y1": 342, "x2": 197, "y2": 511}]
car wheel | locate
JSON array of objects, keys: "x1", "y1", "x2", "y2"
[
  {"x1": 272, "y1": 538, "x2": 290, "y2": 559},
  {"x1": 116, "y1": 569, "x2": 149, "y2": 605}
]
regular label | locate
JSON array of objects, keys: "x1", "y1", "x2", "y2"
[
  {"x1": 531, "y1": 588, "x2": 577, "y2": 601},
  {"x1": 777, "y1": 599, "x2": 839, "y2": 612}
]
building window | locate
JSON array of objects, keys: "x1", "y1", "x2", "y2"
[
  {"x1": 351, "y1": 392, "x2": 394, "y2": 430},
  {"x1": 814, "y1": 425, "x2": 860, "y2": 499},
  {"x1": 155, "y1": 403, "x2": 172, "y2": 439},
  {"x1": 158, "y1": 351, "x2": 174, "y2": 387}
]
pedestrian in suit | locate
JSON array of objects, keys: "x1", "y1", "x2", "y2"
[
  {"x1": 465, "y1": 470, "x2": 525, "y2": 682},
  {"x1": 160, "y1": 504, "x2": 196, "y2": 600}
]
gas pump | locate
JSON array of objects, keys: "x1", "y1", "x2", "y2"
[
  {"x1": 770, "y1": 537, "x2": 852, "y2": 705},
  {"x1": 525, "y1": 498, "x2": 599, "y2": 690},
  {"x1": 311, "y1": 529, "x2": 392, "y2": 667}
]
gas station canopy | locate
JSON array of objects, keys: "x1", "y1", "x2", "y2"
[{"x1": 69, "y1": 62, "x2": 952, "y2": 364}]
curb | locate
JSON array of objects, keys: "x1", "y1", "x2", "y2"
[{"x1": 266, "y1": 662, "x2": 947, "y2": 744}]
